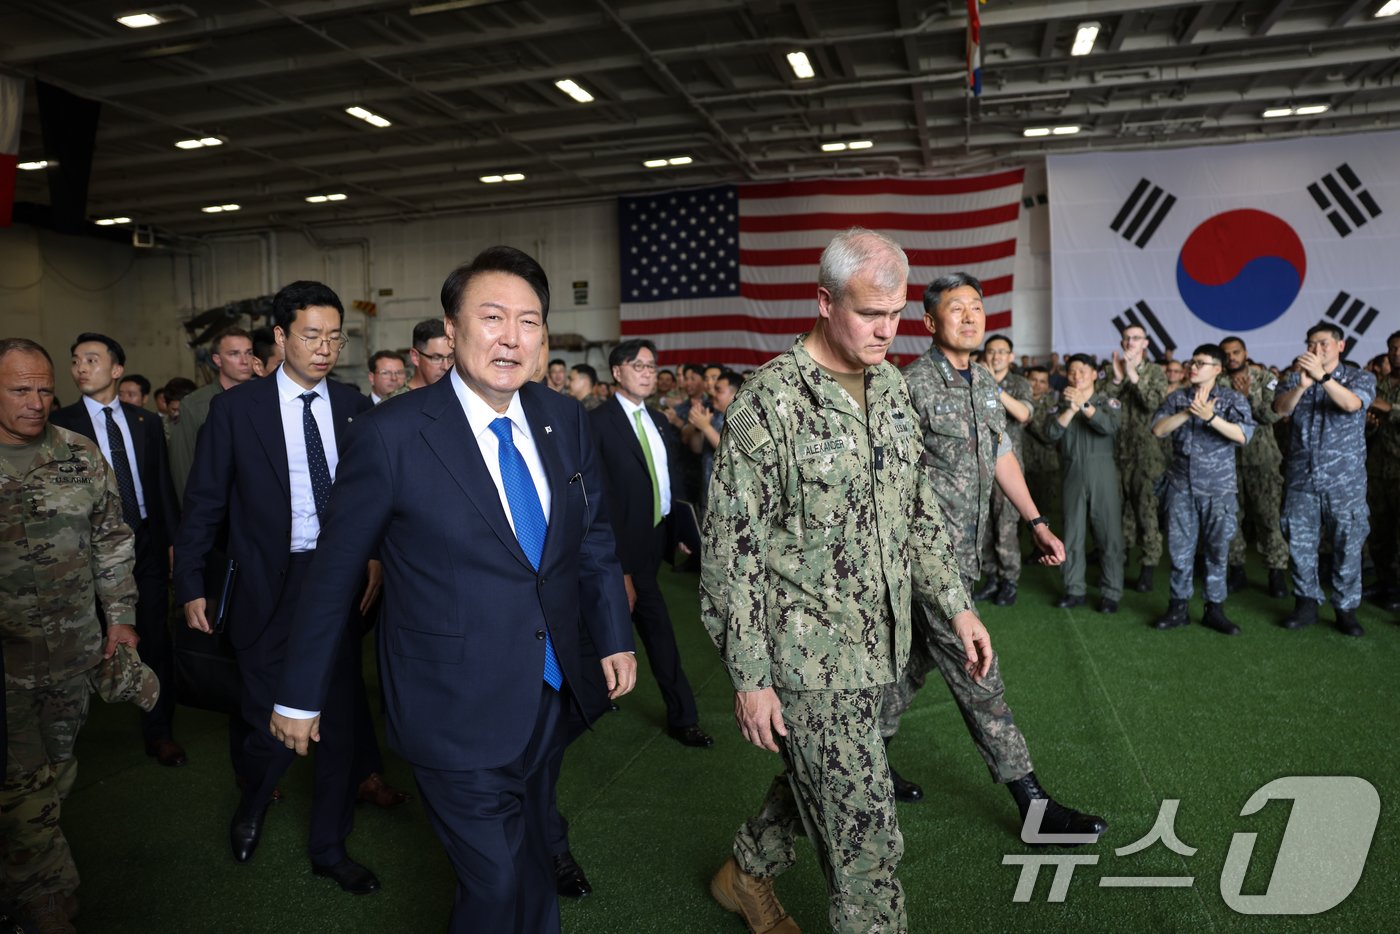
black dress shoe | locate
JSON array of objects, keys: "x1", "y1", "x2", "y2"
[
  {"x1": 229, "y1": 796, "x2": 272, "y2": 863},
  {"x1": 1096, "y1": 597, "x2": 1118, "y2": 614},
  {"x1": 889, "y1": 763, "x2": 924, "y2": 802},
  {"x1": 553, "y1": 851, "x2": 593, "y2": 898},
  {"x1": 1053, "y1": 594, "x2": 1086, "y2": 609},
  {"x1": 971, "y1": 576, "x2": 1001, "y2": 602},
  {"x1": 1007, "y1": 772, "x2": 1107, "y2": 847},
  {"x1": 669, "y1": 724, "x2": 714, "y2": 748},
  {"x1": 994, "y1": 580, "x2": 1018, "y2": 607},
  {"x1": 312, "y1": 857, "x2": 381, "y2": 895},
  {"x1": 144, "y1": 738, "x2": 188, "y2": 767}
]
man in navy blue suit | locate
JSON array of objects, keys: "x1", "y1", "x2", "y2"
[
  {"x1": 270, "y1": 246, "x2": 637, "y2": 934},
  {"x1": 51, "y1": 332, "x2": 184, "y2": 766},
  {"x1": 174, "y1": 281, "x2": 381, "y2": 893}
]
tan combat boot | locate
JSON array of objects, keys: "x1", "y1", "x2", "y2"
[
  {"x1": 21, "y1": 893, "x2": 76, "y2": 934},
  {"x1": 710, "y1": 856, "x2": 800, "y2": 933}
]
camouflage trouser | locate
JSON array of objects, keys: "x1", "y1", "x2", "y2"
[
  {"x1": 1164, "y1": 487, "x2": 1236, "y2": 604},
  {"x1": 1280, "y1": 488, "x2": 1370, "y2": 611},
  {"x1": 733, "y1": 687, "x2": 905, "y2": 934},
  {"x1": 1228, "y1": 465, "x2": 1289, "y2": 570},
  {"x1": 1, "y1": 673, "x2": 90, "y2": 905},
  {"x1": 1120, "y1": 466, "x2": 1164, "y2": 565},
  {"x1": 980, "y1": 485, "x2": 1023, "y2": 582},
  {"x1": 878, "y1": 599, "x2": 1031, "y2": 784},
  {"x1": 1367, "y1": 474, "x2": 1400, "y2": 584}
]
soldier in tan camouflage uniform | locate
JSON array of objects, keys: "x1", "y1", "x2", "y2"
[
  {"x1": 1, "y1": 338, "x2": 140, "y2": 934},
  {"x1": 973, "y1": 334, "x2": 1035, "y2": 607},
  {"x1": 1365, "y1": 330, "x2": 1400, "y2": 613},
  {"x1": 1103, "y1": 325, "x2": 1169, "y2": 591},
  {"x1": 702, "y1": 231, "x2": 993, "y2": 934},
  {"x1": 1218, "y1": 336, "x2": 1289, "y2": 598},
  {"x1": 878, "y1": 274, "x2": 1103, "y2": 847}
]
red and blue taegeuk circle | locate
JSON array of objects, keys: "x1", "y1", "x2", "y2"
[{"x1": 1175, "y1": 209, "x2": 1307, "y2": 330}]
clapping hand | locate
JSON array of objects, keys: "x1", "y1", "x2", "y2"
[
  {"x1": 1231, "y1": 368, "x2": 1251, "y2": 394},
  {"x1": 687, "y1": 402, "x2": 713, "y2": 430},
  {"x1": 1295, "y1": 352, "x2": 1325, "y2": 383},
  {"x1": 1110, "y1": 351, "x2": 1126, "y2": 382},
  {"x1": 1188, "y1": 384, "x2": 1215, "y2": 422}
]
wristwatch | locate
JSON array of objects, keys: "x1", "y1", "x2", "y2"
[
  {"x1": 1205, "y1": 413, "x2": 1217, "y2": 425},
  {"x1": 1028, "y1": 516, "x2": 1049, "y2": 529},
  {"x1": 1318, "y1": 371, "x2": 1333, "y2": 384}
]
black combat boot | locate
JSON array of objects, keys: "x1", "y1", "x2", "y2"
[
  {"x1": 1132, "y1": 564, "x2": 1156, "y2": 592},
  {"x1": 1267, "y1": 568, "x2": 1288, "y2": 599},
  {"x1": 883, "y1": 738, "x2": 923, "y2": 802},
  {"x1": 1227, "y1": 565, "x2": 1247, "y2": 594},
  {"x1": 1007, "y1": 772, "x2": 1107, "y2": 846},
  {"x1": 1334, "y1": 607, "x2": 1365, "y2": 638},
  {"x1": 971, "y1": 576, "x2": 1001, "y2": 602},
  {"x1": 994, "y1": 579, "x2": 1019, "y2": 607},
  {"x1": 1153, "y1": 599, "x2": 1189, "y2": 630},
  {"x1": 1200, "y1": 601, "x2": 1240, "y2": 636},
  {"x1": 1281, "y1": 597, "x2": 1318, "y2": 630}
]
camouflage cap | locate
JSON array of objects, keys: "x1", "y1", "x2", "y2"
[{"x1": 87, "y1": 642, "x2": 161, "y2": 712}]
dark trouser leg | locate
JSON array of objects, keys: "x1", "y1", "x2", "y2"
[
  {"x1": 412, "y1": 685, "x2": 564, "y2": 934},
  {"x1": 132, "y1": 530, "x2": 175, "y2": 743},
  {"x1": 1092, "y1": 467, "x2": 1126, "y2": 600},
  {"x1": 629, "y1": 542, "x2": 699, "y2": 729},
  {"x1": 1061, "y1": 471, "x2": 1089, "y2": 597},
  {"x1": 349, "y1": 632, "x2": 385, "y2": 780}
]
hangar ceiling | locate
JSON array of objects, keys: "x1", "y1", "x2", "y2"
[{"x1": 4, "y1": 0, "x2": 1399, "y2": 236}]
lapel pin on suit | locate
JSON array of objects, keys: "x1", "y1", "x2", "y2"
[{"x1": 544, "y1": 426, "x2": 552, "y2": 434}]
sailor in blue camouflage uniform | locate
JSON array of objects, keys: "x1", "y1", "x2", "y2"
[
  {"x1": 1272, "y1": 322, "x2": 1377, "y2": 637},
  {"x1": 1149, "y1": 344, "x2": 1255, "y2": 635}
]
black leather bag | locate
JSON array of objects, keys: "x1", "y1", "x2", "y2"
[{"x1": 171, "y1": 555, "x2": 242, "y2": 714}]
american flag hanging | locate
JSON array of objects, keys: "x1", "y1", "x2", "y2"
[{"x1": 617, "y1": 170, "x2": 1025, "y2": 368}]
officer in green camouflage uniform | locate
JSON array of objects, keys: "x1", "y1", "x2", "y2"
[
  {"x1": 702, "y1": 232, "x2": 993, "y2": 934},
  {"x1": 1103, "y1": 326, "x2": 1169, "y2": 591},
  {"x1": 877, "y1": 273, "x2": 1104, "y2": 846},
  {"x1": 1043, "y1": 354, "x2": 1126, "y2": 611},
  {"x1": 1, "y1": 339, "x2": 139, "y2": 934},
  {"x1": 1218, "y1": 337, "x2": 1289, "y2": 598},
  {"x1": 973, "y1": 335, "x2": 1035, "y2": 607},
  {"x1": 1365, "y1": 331, "x2": 1400, "y2": 612},
  {"x1": 1022, "y1": 367, "x2": 1061, "y2": 529}
]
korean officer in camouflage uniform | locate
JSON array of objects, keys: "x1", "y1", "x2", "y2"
[
  {"x1": 1, "y1": 338, "x2": 139, "y2": 934},
  {"x1": 972, "y1": 334, "x2": 1035, "y2": 607},
  {"x1": 1273, "y1": 322, "x2": 1377, "y2": 637},
  {"x1": 1150, "y1": 344, "x2": 1256, "y2": 635},
  {"x1": 1022, "y1": 366, "x2": 1061, "y2": 529},
  {"x1": 1103, "y1": 325, "x2": 1169, "y2": 591},
  {"x1": 1218, "y1": 336, "x2": 1289, "y2": 599},
  {"x1": 1042, "y1": 354, "x2": 1125, "y2": 612},
  {"x1": 879, "y1": 275, "x2": 1103, "y2": 848},
  {"x1": 702, "y1": 231, "x2": 994, "y2": 934},
  {"x1": 1364, "y1": 331, "x2": 1400, "y2": 612}
]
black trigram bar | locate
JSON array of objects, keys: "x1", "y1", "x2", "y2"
[
  {"x1": 1323, "y1": 291, "x2": 1381, "y2": 349},
  {"x1": 1021, "y1": 192, "x2": 1050, "y2": 209},
  {"x1": 1109, "y1": 178, "x2": 1177, "y2": 248},
  {"x1": 1308, "y1": 163, "x2": 1382, "y2": 238},
  {"x1": 1112, "y1": 301, "x2": 1177, "y2": 361}
]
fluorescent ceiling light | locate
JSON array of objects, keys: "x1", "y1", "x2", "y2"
[
  {"x1": 786, "y1": 51, "x2": 815, "y2": 80},
  {"x1": 821, "y1": 142, "x2": 847, "y2": 152},
  {"x1": 345, "y1": 106, "x2": 392, "y2": 128},
  {"x1": 1263, "y1": 104, "x2": 1330, "y2": 118},
  {"x1": 200, "y1": 203, "x2": 240, "y2": 213},
  {"x1": 480, "y1": 175, "x2": 504, "y2": 183},
  {"x1": 18, "y1": 160, "x2": 49, "y2": 170},
  {"x1": 175, "y1": 137, "x2": 222, "y2": 149},
  {"x1": 554, "y1": 79, "x2": 594, "y2": 103},
  {"x1": 1023, "y1": 127, "x2": 1051, "y2": 137},
  {"x1": 847, "y1": 140, "x2": 873, "y2": 150},
  {"x1": 94, "y1": 217, "x2": 132, "y2": 226},
  {"x1": 306, "y1": 193, "x2": 348, "y2": 203},
  {"x1": 666, "y1": 156, "x2": 691, "y2": 165},
  {"x1": 1071, "y1": 22, "x2": 1100, "y2": 56},
  {"x1": 199, "y1": 137, "x2": 222, "y2": 146},
  {"x1": 502, "y1": 173, "x2": 526, "y2": 181},
  {"x1": 325, "y1": 192, "x2": 347, "y2": 201},
  {"x1": 643, "y1": 159, "x2": 668, "y2": 168},
  {"x1": 1376, "y1": 1, "x2": 1400, "y2": 17},
  {"x1": 116, "y1": 12, "x2": 162, "y2": 28},
  {"x1": 1262, "y1": 107, "x2": 1293, "y2": 118},
  {"x1": 1052, "y1": 125, "x2": 1081, "y2": 135}
]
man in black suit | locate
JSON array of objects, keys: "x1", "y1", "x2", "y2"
[
  {"x1": 268, "y1": 247, "x2": 637, "y2": 934},
  {"x1": 174, "y1": 281, "x2": 381, "y2": 894},
  {"x1": 591, "y1": 339, "x2": 712, "y2": 748},
  {"x1": 52, "y1": 333, "x2": 184, "y2": 765}
]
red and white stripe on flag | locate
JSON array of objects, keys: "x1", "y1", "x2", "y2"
[
  {"x1": 0, "y1": 76, "x2": 23, "y2": 228},
  {"x1": 619, "y1": 169, "x2": 1025, "y2": 368}
]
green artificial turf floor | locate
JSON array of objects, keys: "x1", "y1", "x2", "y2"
[{"x1": 63, "y1": 552, "x2": 1398, "y2": 933}]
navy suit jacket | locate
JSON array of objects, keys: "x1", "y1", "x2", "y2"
[
  {"x1": 172, "y1": 374, "x2": 372, "y2": 650},
  {"x1": 51, "y1": 400, "x2": 179, "y2": 549},
  {"x1": 277, "y1": 377, "x2": 634, "y2": 771},
  {"x1": 589, "y1": 396, "x2": 686, "y2": 575}
]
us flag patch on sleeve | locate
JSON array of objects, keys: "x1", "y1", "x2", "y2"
[{"x1": 727, "y1": 407, "x2": 770, "y2": 456}]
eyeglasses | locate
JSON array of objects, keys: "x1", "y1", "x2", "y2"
[
  {"x1": 373, "y1": 369, "x2": 405, "y2": 379},
  {"x1": 290, "y1": 330, "x2": 348, "y2": 351},
  {"x1": 625, "y1": 361, "x2": 657, "y2": 373},
  {"x1": 415, "y1": 351, "x2": 452, "y2": 365},
  {"x1": 1187, "y1": 359, "x2": 1220, "y2": 369}
]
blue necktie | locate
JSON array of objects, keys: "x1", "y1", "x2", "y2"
[
  {"x1": 300, "y1": 392, "x2": 333, "y2": 516},
  {"x1": 489, "y1": 417, "x2": 562, "y2": 690}
]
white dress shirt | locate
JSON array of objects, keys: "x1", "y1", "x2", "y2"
[
  {"x1": 615, "y1": 393, "x2": 671, "y2": 517},
  {"x1": 276, "y1": 365, "x2": 340, "y2": 553},
  {"x1": 370, "y1": 392, "x2": 383, "y2": 405},
  {"x1": 450, "y1": 368, "x2": 552, "y2": 527},
  {"x1": 82, "y1": 395, "x2": 147, "y2": 520}
]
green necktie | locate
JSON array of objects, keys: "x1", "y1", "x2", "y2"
[{"x1": 633, "y1": 408, "x2": 663, "y2": 526}]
